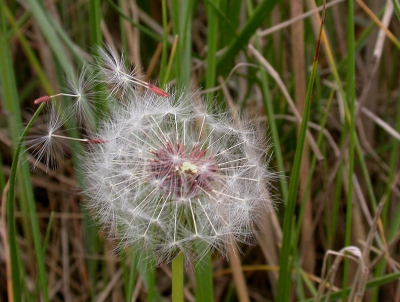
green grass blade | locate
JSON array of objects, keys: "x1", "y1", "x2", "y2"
[
  {"x1": 4, "y1": 7, "x2": 53, "y2": 93},
  {"x1": 276, "y1": 12, "x2": 324, "y2": 301},
  {"x1": 105, "y1": 0, "x2": 163, "y2": 42},
  {"x1": 245, "y1": 0, "x2": 289, "y2": 200},
  {"x1": 195, "y1": 253, "x2": 214, "y2": 302},
  {"x1": 393, "y1": 0, "x2": 400, "y2": 22},
  {"x1": 123, "y1": 251, "x2": 138, "y2": 301},
  {"x1": 4, "y1": 99, "x2": 46, "y2": 301},
  {"x1": 89, "y1": 0, "x2": 102, "y2": 46},
  {"x1": 0, "y1": 7, "x2": 22, "y2": 298},
  {"x1": 205, "y1": 0, "x2": 219, "y2": 102},
  {"x1": 171, "y1": 0, "x2": 195, "y2": 87},
  {"x1": 342, "y1": 0, "x2": 356, "y2": 297},
  {"x1": 217, "y1": 0, "x2": 279, "y2": 76},
  {"x1": 206, "y1": 1, "x2": 237, "y2": 38},
  {"x1": 137, "y1": 255, "x2": 158, "y2": 302},
  {"x1": 24, "y1": 0, "x2": 74, "y2": 76},
  {"x1": 159, "y1": 0, "x2": 169, "y2": 85}
]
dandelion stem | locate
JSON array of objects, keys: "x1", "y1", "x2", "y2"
[{"x1": 172, "y1": 252, "x2": 184, "y2": 302}]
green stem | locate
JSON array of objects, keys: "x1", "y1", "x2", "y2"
[
  {"x1": 172, "y1": 253, "x2": 184, "y2": 302},
  {"x1": 392, "y1": 0, "x2": 400, "y2": 23},
  {"x1": 7, "y1": 102, "x2": 46, "y2": 302},
  {"x1": 276, "y1": 5, "x2": 325, "y2": 300}
]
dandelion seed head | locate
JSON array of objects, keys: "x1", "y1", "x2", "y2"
[
  {"x1": 83, "y1": 88, "x2": 274, "y2": 264},
  {"x1": 26, "y1": 43, "x2": 274, "y2": 264}
]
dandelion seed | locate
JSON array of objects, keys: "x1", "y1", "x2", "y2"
[
  {"x1": 33, "y1": 67, "x2": 98, "y2": 126},
  {"x1": 64, "y1": 66, "x2": 99, "y2": 125},
  {"x1": 95, "y1": 45, "x2": 169, "y2": 98},
  {"x1": 25, "y1": 103, "x2": 106, "y2": 171},
  {"x1": 25, "y1": 104, "x2": 69, "y2": 171}
]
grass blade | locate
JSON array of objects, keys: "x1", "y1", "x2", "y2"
[
  {"x1": 276, "y1": 4, "x2": 326, "y2": 300},
  {"x1": 217, "y1": 0, "x2": 279, "y2": 76},
  {"x1": 342, "y1": 0, "x2": 356, "y2": 297}
]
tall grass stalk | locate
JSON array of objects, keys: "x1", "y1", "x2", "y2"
[
  {"x1": 276, "y1": 4, "x2": 326, "y2": 299},
  {"x1": 342, "y1": 0, "x2": 356, "y2": 296}
]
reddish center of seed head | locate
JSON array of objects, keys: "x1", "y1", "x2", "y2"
[{"x1": 148, "y1": 142, "x2": 219, "y2": 198}]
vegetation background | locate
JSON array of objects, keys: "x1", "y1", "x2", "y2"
[{"x1": 1, "y1": 0, "x2": 400, "y2": 301}]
